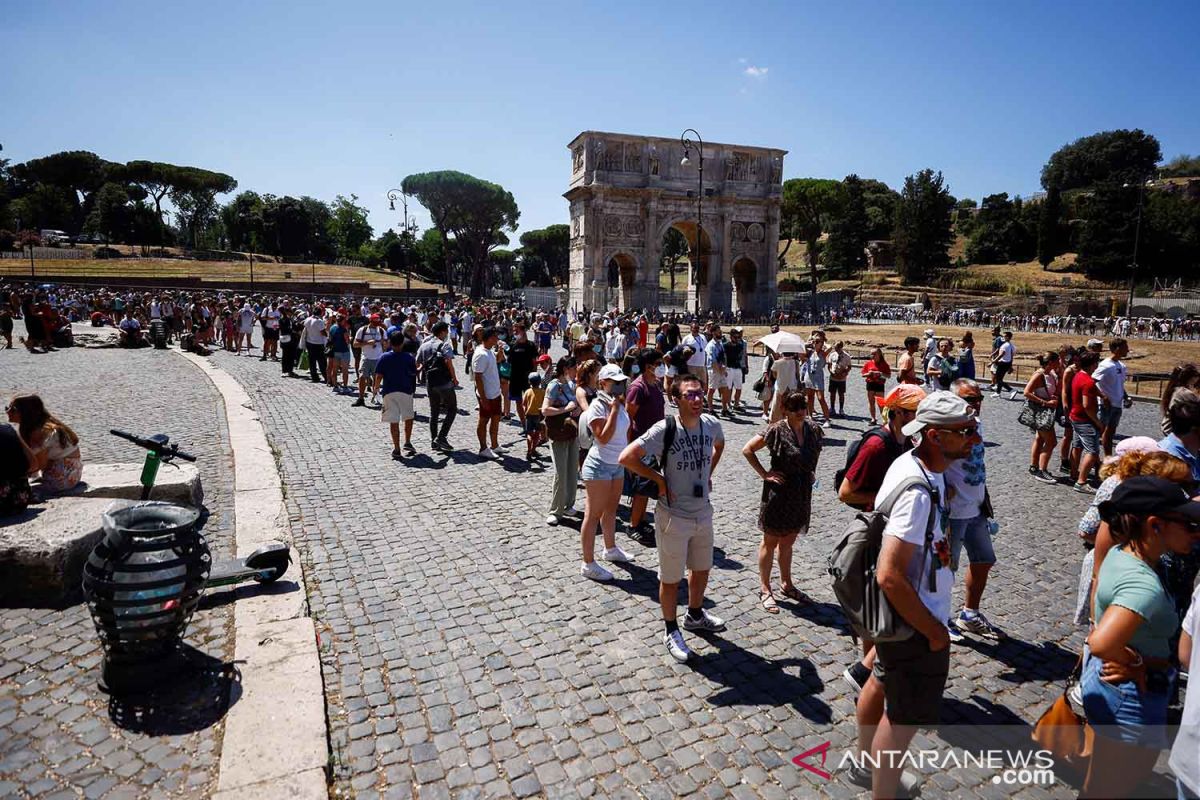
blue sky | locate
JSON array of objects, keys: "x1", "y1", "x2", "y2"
[{"x1": 3, "y1": 0, "x2": 1198, "y2": 240}]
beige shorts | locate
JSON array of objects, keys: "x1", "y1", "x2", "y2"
[
  {"x1": 655, "y1": 505, "x2": 714, "y2": 584},
  {"x1": 381, "y1": 391, "x2": 414, "y2": 422},
  {"x1": 708, "y1": 367, "x2": 729, "y2": 390}
]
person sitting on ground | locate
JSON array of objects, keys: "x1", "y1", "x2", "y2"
[
  {"x1": 118, "y1": 308, "x2": 143, "y2": 348},
  {"x1": 0, "y1": 422, "x2": 35, "y2": 515},
  {"x1": 6, "y1": 393, "x2": 83, "y2": 493}
]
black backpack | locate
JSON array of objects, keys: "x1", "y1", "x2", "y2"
[
  {"x1": 423, "y1": 343, "x2": 451, "y2": 386},
  {"x1": 833, "y1": 428, "x2": 902, "y2": 507}
]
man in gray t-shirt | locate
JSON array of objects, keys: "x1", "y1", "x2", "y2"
[{"x1": 620, "y1": 374, "x2": 726, "y2": 664}]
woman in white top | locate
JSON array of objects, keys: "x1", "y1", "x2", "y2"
[
  {"x1": 769, "y1": 351, "x2": 803, "y2": 424},
  {"x1": 578, "y1": 364, "x2": 634, "y2": 581}
]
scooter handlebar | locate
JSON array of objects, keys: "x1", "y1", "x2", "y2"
[{"x1": 109, "y1": 429, "x2": 197, "y2": 462}]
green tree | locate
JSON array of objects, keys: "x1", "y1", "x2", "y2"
[
  {"x1": 123, "y1": 160, "x2": 188, "y2": 246},
  {"x1": 661, "y1": 227, "x2": 689, "y2": 294},
  {"x1": 1161, "y1": 155, "x2": 1200, "y2": 178},
  {"x1": 221, "y1": 191, "x2": 266, "y2": 253},
  {"x1": 518, "y1": 224, "x2": 570, "y2": 286},
  {"x1": 11, "y1": 150, "x2": 116, "y2": 232},
  {"x1": 824, "y1": 174, "x2": 870, "y2": 278},
  {"x1": 1041, "y1": 129, "x2": 1161, "y2": 191},
  {"x1": 169, "y1": 167, "x2": 237, "y2": 249},
  {"x1": 84, "y1": 182, "x2": 131, "y2": 243},
  {"x1": 491, "y1": 249, "x2": 518, "y2": 289},
  {"x1": 780, "y1": 178, "x2": 844, "y2": 295},
  {"x1": 1076, "y1": 180, "x2": 1138, "y2": 279},
  {"x1": 893, "y1": 169, "x2": 955, "y2": 285},
  {"x1": 327, "y1": 194, "x2": 374, "y2": 258},
  {"x1": 1143, "y1": 188, "x2": 1200, "y2": 278},
  {"x1": 403, "y1": 171, "x2": 519, "y2": 296},
  {"x1": 862, "y1": 179, "x2": 901, "y2": 240}
]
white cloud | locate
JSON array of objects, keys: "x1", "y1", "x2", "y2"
[{"x1": 743, "y1": 65, "x2": 768, "y2": 79}]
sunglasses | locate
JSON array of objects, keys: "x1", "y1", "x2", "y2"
[
  {"x1": 681, "y1": 390, "x2": 705, "y2": 400},
  {"x1": 1162, "y1": 517, "x2": 1200, "y2": 534},
  {"x1": 963, "y1": 395, "x2": 984, "y2": 405},
  {"x1": 935, "y1": 423, "x2": 979, "y2": 438}
]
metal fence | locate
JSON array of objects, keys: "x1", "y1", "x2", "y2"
[{"x1": 1, "y1": 247, "x2": 88, "y2": 260}]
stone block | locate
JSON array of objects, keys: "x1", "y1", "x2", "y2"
[
  {"x1": 60, "y1": 462, "x2": 203, "y2": 507},
  {"x1": 0, "y1": 496, "x2": 118, "y2": 607},
  {"x1": 69, "y1": 323, "x2": 119, "y2": 348}
]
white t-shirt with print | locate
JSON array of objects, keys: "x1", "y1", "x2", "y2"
[
  {"x1": 874, "y1": 452, "x2": 953, "y2": 625},
  {"x1": 1092, "y1": 357, "x2": 1127, "y2": 405},
  {"x1": 355, "y1": 325, "x2": 386, "y2": 361}
]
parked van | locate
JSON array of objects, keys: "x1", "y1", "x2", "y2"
[{"x1": 39, "y1": 229, "x2": 70, "y2": 245}]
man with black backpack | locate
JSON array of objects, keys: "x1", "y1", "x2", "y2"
[
  {"x1": 843, "y1": 392, "x2": 979, "y2": 797},
  {"x1": 417, "y1": 321, "x2": 459, "y2": 452}
]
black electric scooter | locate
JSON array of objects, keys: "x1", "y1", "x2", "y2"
[{"x1": 109, "y1": 429, "x2": 291, "y2": 587}]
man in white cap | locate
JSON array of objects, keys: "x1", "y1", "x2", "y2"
[{"x1": 850, "y1": 391, "x2": 980, "y2": 797}]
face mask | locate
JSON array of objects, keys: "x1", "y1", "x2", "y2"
[
  {"x1": 593, "y1": 344, "x2": 602, "y2": 354},
  {"x1": 608, "y1": 382, "x2": 626, "y2": 397},
  {"x1": 631, "y1": 365, "x2": 640, "y2": 375},
  {"x1": 655, "y1": 365, "x2": 666, "y2": 379}
]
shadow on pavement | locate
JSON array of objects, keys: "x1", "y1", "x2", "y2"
[
  {"x1": 107, "y1": 644, "x2": 240, "y2": 735},
  {"x1": 958, "y1": 636, "x2": 1080, "y2": 684},
  {"x1": 689, "y1": 637, "x2": 833, "y2": 723}
]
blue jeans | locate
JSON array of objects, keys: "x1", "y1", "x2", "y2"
[
  {"x1": 581, "y1": 451, "x2": 622, "y2": 481},
  {"x1": 948, "y1": 515, "x2": 996, "y2": 571},
  {"x1": 1081, "y1": 650, "x2": 1173, "y2": 749}
]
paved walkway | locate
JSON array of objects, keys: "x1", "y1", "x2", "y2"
[
  {"x1": 211, "y1": 344, "x2": 1177, "y2": 800},
  {"x1": 0, "y1": 345, "x2": 237, "y2": 799}
]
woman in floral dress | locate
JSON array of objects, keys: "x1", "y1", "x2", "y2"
[{"x1": 7, "y1": 394, "x2": 83, "y2": 493}]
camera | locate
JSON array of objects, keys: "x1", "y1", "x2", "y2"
[{"x1": 692, "y1": 483, "x2": 705, "y2": 498}]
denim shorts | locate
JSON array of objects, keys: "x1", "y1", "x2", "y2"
[
  {"x1": 1072, "y1": 420, "x2": 1101, "y2": 455},
  {"x1": 581, "y1": 452, "x2": 623, "y2": 481},
  {"x1": 359, "y1": 358, "x2": 378, "y2": 381},
  {"x1": 1099, "y1": 404, "x2": 1123, "y2": 431},
  {"x1": 330, "y1": 349, "x2": 352, "y2": 363},
  {"x1": 948, "y1": 514, "x2": 996, "y2": 570},
  {"x1": 1081, "y1": 649, "x2": 1174, "y2": 749}
]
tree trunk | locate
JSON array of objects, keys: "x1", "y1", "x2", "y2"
[{"x1": 807, "y1": 236, "x2": 819, "y2": 297}]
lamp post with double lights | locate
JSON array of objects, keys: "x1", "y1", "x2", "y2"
[
  {"x1": 679, "y1": 129, "x2": 704, "y2": 314},
  {"x1": 1123, "y1": 176, "x2": 1153, "y2": 319},
  {"x1": 387, "y1": 189, "x2": 418, "y2": 297}
]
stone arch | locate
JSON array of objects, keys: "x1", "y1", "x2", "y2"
[
  {"x1": 604, "y1": 251, "x2": 639, "y2": 311},
  {"x1": 732, "y1": 256, "x2": 758, "y2": 313},
  {"x1": 656, "y1": 218, "x2": 714, "y2": 296}
]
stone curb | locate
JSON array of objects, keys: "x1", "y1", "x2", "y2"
[{"x1": 177, "y1": 351, "x2": 329, "y2": 799}]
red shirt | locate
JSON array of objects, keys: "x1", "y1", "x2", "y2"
[
  {"x1": 1069, "y1": 372, "x2": 1098, "y2": 424},
  {"x1": 843, "y1": 433, "x2": 898, "y2": 510},
  {"x1": 637, "y1": 319, "x2": 649, "y2": 348}
]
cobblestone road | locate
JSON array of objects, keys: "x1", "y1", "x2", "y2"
[
  {"x1": 1, "y1": 345, "x2": 236, "y2": 800},
  {"x1": 212, "y1": 341, "x2": 1179, "y2": 800}
]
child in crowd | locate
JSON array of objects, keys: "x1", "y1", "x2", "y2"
[{"x1": 523, "y1": 371, "x2": 546, "y2": 462}]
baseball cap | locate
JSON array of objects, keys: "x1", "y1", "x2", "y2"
[
  {"x1": 924, "y1": 328, "x2": 935, "y2": 336},
  {"x1": 1099, "y1": 476, "x2": 1200, "y2": 522},
  {"x1": 1087, "y1": 338, "x2": 1104, "y2": 348},
  {"x1": 901, "y1": 392, "x2": 974, "y2": 437},
  {"x1": 369, "y1": 313, "x2": 381, "y2": 323},
  {"x1": 535, "y1": 354, "x2": 552, "y2": 364},
  {"x1": 881, "y1": 384, "x2": 926, "y2": 411},
  {"x1": 597, "y1": 364, "x2": 629, "y2": 382}
]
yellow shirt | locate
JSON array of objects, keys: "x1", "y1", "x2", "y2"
[{"x1": 523, "y1": 387, "x2": 545, "y2": 418}]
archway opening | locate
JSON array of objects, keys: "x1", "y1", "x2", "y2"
[
  {"x1": 605, "y1": 253, "x2": 638, "y2": 311},
  {"x1": 733, "y1": 257, "x2": 757, "y2": 313},
  {"x1": 659, "y1": 221, "x2": 712, "y2": 309}
]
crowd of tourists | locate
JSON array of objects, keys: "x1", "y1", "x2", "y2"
[{"x1": 9, "y1": 279, "x2": 1200, "y2": 797}]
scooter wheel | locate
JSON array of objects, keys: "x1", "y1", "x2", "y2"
[{"x1": 245, "y1": 545, "x2": 291, "y2": 583}]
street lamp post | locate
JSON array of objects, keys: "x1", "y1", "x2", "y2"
[
  {"x1": 680, "y1": 129, "x2": 703, "y2": 315},
  {"x1": 388, "y1": 189, "x2": 418, "y2": 298},
  {"x1": 1124, "y1": 178, "x2": 1151, "y2": 318}
]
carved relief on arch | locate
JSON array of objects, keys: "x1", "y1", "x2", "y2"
[{"x1": 572, "y1": 146, "x2": 584, "y2": 173}]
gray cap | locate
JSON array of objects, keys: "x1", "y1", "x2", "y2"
[{"x1": 901, "y1": 392, "x2": 974, "y2": 437}]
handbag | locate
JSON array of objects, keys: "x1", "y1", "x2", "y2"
[
  {"x1": 299, "y1": 348, "x2": 310, "y2": 371},
  {"x1": 1019, "y1": 401, "x2": 1057, "y2": 431},
  {"x1": 752, "y1": 375, "x2": 766, "y2": 394},
  {"x1": 544, "y1": 413, "x2": 579, "y2": 442},
  {"x1": 1031, "y1": 657, "x2": 1092, "y2": 774}
]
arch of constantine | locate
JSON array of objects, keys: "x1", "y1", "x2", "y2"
[{"x1": 564, "y1": 130, "x2": 786, "y2": 314}]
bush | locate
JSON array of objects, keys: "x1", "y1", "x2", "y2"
[
  {"x1": 0, "y1": 230, "x2": 14, "y2": 251},
  {"x1": 95, "y1": 246, "x2": 123, "y2": 259},
  {"x1": 859, "y1": 272, "x2": 890, "y2": 286}
]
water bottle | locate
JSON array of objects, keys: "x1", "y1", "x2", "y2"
[{"x1": 987, "y1": 519, "x2": 1001, "y2": 537}]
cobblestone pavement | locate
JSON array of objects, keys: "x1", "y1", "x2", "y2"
[
  {"x1": 0, "y1": 346, "x2": 237, "y2": 799},
  {"x1": 217, "y1": 345, "x2": 1174, "y2": 800}
]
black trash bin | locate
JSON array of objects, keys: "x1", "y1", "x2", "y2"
[{"x1": 82, "y1": 501, "x2": 211, "y2": 693}]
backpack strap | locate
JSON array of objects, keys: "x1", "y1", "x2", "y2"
[{"x1": 662, "y1": 415, "x2": 677, "y2": 459}]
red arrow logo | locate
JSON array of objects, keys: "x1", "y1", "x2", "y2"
[{"x1": 792, "y1": 741, "x2": 832, "y2": 780}]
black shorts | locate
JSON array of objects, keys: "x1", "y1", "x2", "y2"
[
  {"x1": 872, "y1": 631, "x2": 950, "y2": 726},
  {"x1": 866, "y1": 382, "x2": 886, "y2": 394},
  {"x1": 263, "y1": 328, "x2": 279, "y2": 341},
  {"x1": 829, "y1": 379, "x2": 846, "y2": 392}
]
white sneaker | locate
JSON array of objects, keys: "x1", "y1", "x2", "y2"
[
  {"x1": 545, "y1": 514, "x2": 560, "y2": 526},
  {"x1": 478, "y1": 447, "x2": 497, "y2": 460},
  {"x1": 580, "y1": 561, "x2": 613, "y2": 581},
  {"x1": 603, "y1": 546, "x2": 633, "y2": 563},
  {"x1": 565, "y1": 505, "x2": 582, "y2": 517},
  {"x1": 664, "y1": 629, "x2": 692, "y2": 663},
  {"x1": 681, "y1": 609, "x2": 726, "y2": 632}
]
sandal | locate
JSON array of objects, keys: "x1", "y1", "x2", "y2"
[
  {"x1": 760, "y1": 591, "x2": 779, "y2": 614},
  {"x1": 780, "y1": 585, "x2": 812, "y2": 605}
]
